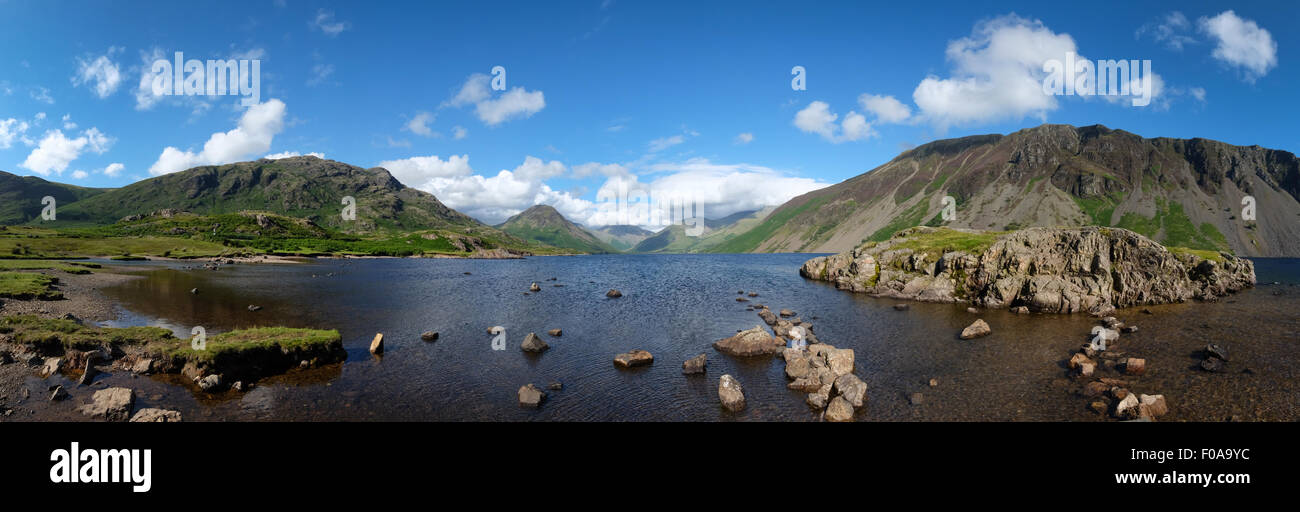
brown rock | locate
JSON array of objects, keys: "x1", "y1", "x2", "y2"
[
  {"x1": 369, "y1": 333, "x2": 384, "y2": 354},
  {"x1": 713, "y1": 326, "x2": 784, "y2": 357},
  {"x1": 682, "y1": 353, "x2": 707, "y2": 374},
  {"x1": 960, "y1": 319, "x2": 991, "y2": 339},
  {"x1": 824, "y1": 396, "x2": 854, "y2": 422},
  {"x1": 521, "y1": 332, "x2": 549, "y2": 352},
  {"x1": 613, "y1": 349, "x2": 653, "y2": 368},
  {"x1": 718, "y1": 374, "x2": 745, "y2": 412},
  {"x1": 518, "y1": 384, "x2": 546, "y2": 408},
  {"x1": 1124, "y1": 358, "x2": 1146, "y2": 376}
]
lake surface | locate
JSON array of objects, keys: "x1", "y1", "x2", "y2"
[{"x1": 84, "y1": 255, "x2": 1300, "y2": 421}]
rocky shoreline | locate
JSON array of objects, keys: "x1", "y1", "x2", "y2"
[{"x1": 800, "y1": 226, "x2": 1256, "y2": 314}]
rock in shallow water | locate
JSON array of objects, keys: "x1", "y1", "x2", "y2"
[
  {"x1": 681, "y1": 354, "x2": 706, "y2": 375},
  {"x1": 130, "y1": 408, "x2": 182, "y2": 422},
  {"x1": 80, "y1": 387, "x2": 134, "y2": 421},
  {"x1": 518, "y1": 384, "x2": 546, "y2": 408},
  {"x1": 718, "y1": 374, "x2": 745, "y2": 412},
  {"x1": 960, "y1": 319, "x2": 991, "y2": 339},
  {"x1": 521, "y1": 333, "x2": 549, "y2": 352},
  {"x1": 713, "y1": 326, "x2": 784, "y2": 357},
  {"x1": 825, "y1": 396, "x2": 854, "y2": 422},
  {"x1": 613, "y1": 350, "x2": 653, "y2": 368}
]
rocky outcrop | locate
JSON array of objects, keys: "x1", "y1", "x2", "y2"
[{"x1": 800, "y1": 226, "x2": 1255, "y2": 313}]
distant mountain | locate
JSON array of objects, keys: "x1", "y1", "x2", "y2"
[
  {"x1": 631, "y1": 208, "x2": 774, "y2": 253},
  {"x1": 0, "y1": 170, "x2": 108, "y2": 224},
  {"x1": 497, "y1": 204, "x2": 620, "y2": 254},
  {"x1": 43, "y1": 156, "x2": 478, "y2": 233},
  {"x1": 587, "y1": 224, "x2": 654, "y2": 251},
  {"x1": 719, "y1": 124, "x2": 1300, "y2": 257}
]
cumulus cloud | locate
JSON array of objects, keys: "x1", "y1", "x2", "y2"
[
  {"x1": 19, "y1": 127, "x2": 114, "y2": 176},
  {"x1": 442, "y1": 73, "x2": 546, "y2": 126},
  {"x1": 147, "y1": 99, "x2": 287, "y2": 176},
  {"x1": 71, "y1": 170, "x2": 89, "y2": 180},
  {"x1": 101, "y1": 162, "x2": 124, "y2": 177},
  {"x1": 858, "y1": 94, "x2": 912, "y2": 124},
  {"x1": 1198, "y1": 10, "x2": 1277, "y2": 82},
  {"x1": 406, "y1": 111, "x2": 437, "y2": 137},
  {"x1": 375, "y1": 154, "x2": 475, "y2": 189},
  {"x1": 0, "y1": 118, "x2": 30, "y2": 149},
  {"x1": 452, "y1": 125, "x2": 467, "y2": 140},
  {"x1": 911, "y1": 14, "x2": 1076, "y2": 129},
  {"x1": 72, "y1": 48, "x2": 123, "y2": 98},
  {"x1": 734, "y1": 132, "x2": 754, "y2": 145},
  {"x1": 794, "y1": 101, "x2": 874, "y2": 143}
]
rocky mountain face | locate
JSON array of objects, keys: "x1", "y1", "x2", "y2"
[
  {"x1": 732, "y1": 124, "x2": 1300, "y2": 257},
  {"x1": 800, "y1": 226, "x2": 1255, "y2": 314},
  {"x1": 497, "y1": 204, "x2": 620, "y2": 254},
  {"x1": 45, "y1": 156, "x2": 478, "y2": 233}
]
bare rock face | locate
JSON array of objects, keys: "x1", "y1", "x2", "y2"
[
  {"x1": 712, "y1": 326, "x2": 784, "y2": 357},
  {"x1": 718, "y1": 374, "x2": 746, "y2": 412},
  {"x1": 801, "y1": 226, "x2": 1255, "y2": 313}
]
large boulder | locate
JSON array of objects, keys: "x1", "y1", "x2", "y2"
[
  {"x1": 718, "y1": 374, "x2": 746, "y2": 412},
  {"x1": 80, "y1": 387, "x2": 134, "y2": 422},
  {"x1": 681, "y1": 354, "x2": 707, "y2": 375},
  {"x1": 960, "y1": 319, "x2": 991, "y2": 339},
  {"x1": 833, "y1": 373, "x2": 868, "y2": 408},
  {"x1": 824, "y1": 396, "x2": 854, "y2": 422},
  {"x1": 613, "y1": 350, "x2": 654, "y2": 368},
  {"x1": 713, "y1": 326, "x2": 784, "y2": 357},
  {"x1": 518, "y1": 384, "x2": 546, "y2": 408}
]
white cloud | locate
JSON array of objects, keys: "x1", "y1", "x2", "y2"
[
  {"x1": 311, "y1": 9, "x2": 349, "y2": 36},
  {"x1": 648, "y1": 135, "x2": 685, "y2": 152},
  {"x1": 1198, "y1": 10, "x2": 1277, "y2": 82},
  {"x1": 911, "y1": 14, "x2": 1075, "y2": 129},
  {"x1": 34, "y1": 112, "x2": 46, "y2": 121},
  {"x1": 19, "y1": 127, "x2": 114, "y2": 176},
  {"x1": 452, "y1": 125, "x2": 467, "y2": 140},
  {"x1": 794, "y1": 101, "x2": 874, "y2": 143},
  {"x1": 134, "y1": 48, "x2": 167, "y2": 110},
  {"x1": 572, "y1": 162, "x2": 630, "y2": 178},
  {"x1": 475, "y1": 87, "x2": 545, "y2": 125},
  {"x1": 72, "y1": 48, "x2": 123, "y2": 99},
  {"x1": 147, "y1": 99, "x2": 287, "y2": 176},
  {"x1": 734, "y1": 132, "x2": 754, "y2": 145},
  {"x1": 61, "y1": 114, "x2": 76, "y2": 130},
  {"x1": 406, "y1": 111, "x2": 437, "y2": 137},
  {"x1": 101, "y1": 162, "x2": 124, "y2": 177},
  {"x1": 442, "y1": 73, "x2": 546, "y2": 126},
  {"x1": 858, "y1": 94, "x2": 912, "y2": 123},
  {"x1": 0, "y1": 118, "x2": 31, "y2": 149},
  {"x1": 1189, "y1": 87, "x2": 1206, "y2": 102},
  {"x1": 71, "y1": 170, "x2": 89, "y2": 180},
  {"x1": 264, "y1": 151, "x2": 324, "y2": 159},
  {"x1": 1137, "y1": 12, "x2": 1197, "y2": 51},
  {"x1": 375, "y1": 154, "x2": 475, "y2": 189}
]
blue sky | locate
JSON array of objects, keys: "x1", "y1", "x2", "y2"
[{"x1": 0, "y1": 0, "x2": 1294, "y2": 226}]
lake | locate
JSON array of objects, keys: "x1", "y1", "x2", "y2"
[{"x1": 89, "y1": 254, "x2": 1300, "y2": 421}]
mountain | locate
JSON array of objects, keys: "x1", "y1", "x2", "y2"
[
  {"x1": 496, "y1": 204, "x2": 620, "y2": 254},
  {"x1": 587, "y1": 224, "x2": 654, "y2": 251},
  {"x1": 717, "y1": 124, "x2": 1300, "y2": 257},
  {"x1": 44, "y1": 156, "x2": 478, "y2": 233},
  {"x1": 630, "y1": 208, "x2": 774, "y2": 253},
  {"x1": 0, "y1": 171, "x2": 109, "y2": 224}
]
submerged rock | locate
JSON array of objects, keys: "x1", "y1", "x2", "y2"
[{"x1": 547, "y1": 329, "x2": 562, "y2": 337}]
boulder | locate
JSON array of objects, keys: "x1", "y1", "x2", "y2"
[
  {"x1": 518, "y1": 384, "x2": 546, "y2": 408},
  {"x1": 1114, "y1": 393, "x2": 1140, "y2": 420},
  {"x1": 613, "y1": 350, "x2": 653, "y2": 368},
  {"x1": 547, "y1": 329, "x2": 562, "y2": 337},
  {"x1": 420, "y1": 331, "x2": 439, "y2": 341},
  {"x1": 41, "y1": 357, "x2": 61, "y2": 377},
  {"x1": 369, "y1": 333, "x2": 384, "y2": 354},
  {"x1": 1078, "y1": 362, "x2": 1096, "y2": 378},
  {"x1": 757, "y1": 308, "x2": 777, "y2": 326},
  {"x1": 1124, "y1": 358, "x2": 1146, "y2": 376},
  {"x1": 784, "y1": 354, "x2": 811, "y2": 380},
  {"x1": 131, "y1": 358, "x2": 154, "y2": 374},
  {"x1": 824, "y1": 396, "x2": 854, "y2": 422},
  {"x1": 681, "y1": 354, "x2": 707, "y2": 375},
  {"x1": 198, "y1": 374, "x2": 223, "y2": 391},
  {"x1": 825, "y1": 348, "x2": 855, "y2": 377},
  {"x1": 606, "y1": 289, "x2": 622, "y2": 298},
  {"x1": 80, "y1": 387, "x2": 134, "y2": 421},
  {"x1": 960, "y1": 319, "x2": 991, "y2": 339},
  {"x1": 1068, "y1": 353, "x2": 1093, "y2": 370},
  {"x1": 718, "y1": 374, "x2": 745, "y2": 412},
  {"x1": 833, "y1": 373, "x2": 868, "y2": 408},
  {"x1": 1138, "y1": 394, "x2": 1168, "y2": 418},
  {"x1": 521, "y1": 332, "x2": 549, "y2": 352},
  {"x1": 779, "y1": 309, "x2": 795, "y2": 318},
  {"x1": 130, "y1": 408, "x2": 182, "y2": 422},
  {"x1": 712, "y1": 326, "x2": 784, "y2": 356}
]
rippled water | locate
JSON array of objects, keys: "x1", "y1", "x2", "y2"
[{"x1": 85, "y1": 255, "x2": 1300, "y2": 422}]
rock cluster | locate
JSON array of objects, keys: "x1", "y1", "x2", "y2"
[
  {"x1": 800, "y1": 226, "x2": 1255, "y2": 313},
  {"x1": 1067, "y1": 316, "x2": 1169, "y2": 421},
  {"x1": 782, "y1": 344, "x2": 863, "y2": 421}
]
